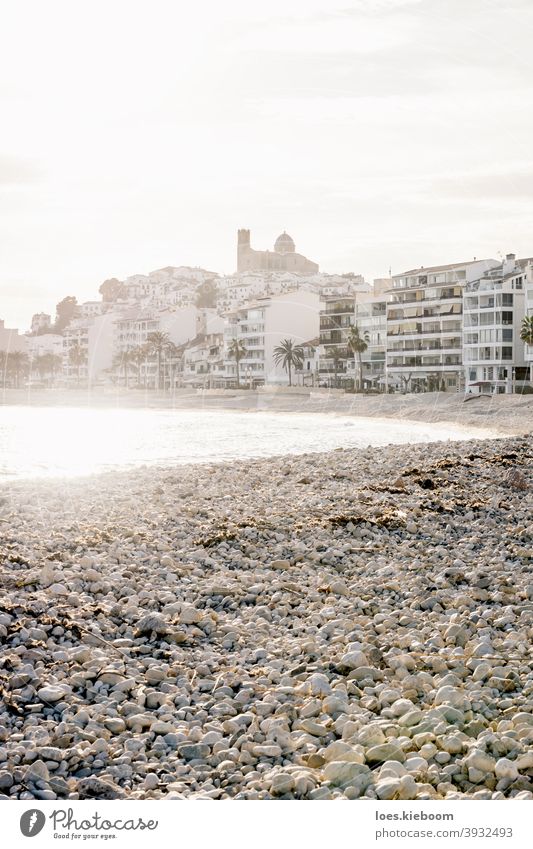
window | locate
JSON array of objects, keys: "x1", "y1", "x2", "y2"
[
  {"x1": 502, "y1": 329, "x2": 513, "y2": 342},
  {"x1": 502, "y1": 347, "x2": 513, "y2": 360},
  {"x1": 502, "y1": 293, "x2": 513, "y2": 306},
  {"x1": 502, "y1": 311, "x2": 513, "y2": 325}
]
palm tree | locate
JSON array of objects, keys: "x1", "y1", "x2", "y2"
[
  {"x1": 163, "y1": 341, "x2": 179, "y2": 391},
  {"x1": 346, "y1": 325, "x2": 368, "y2": 391},
  {"x1": 228, "y1": 338, "x2": 247, "y2": 388},
  {"x1": 6, "y1": 351, "x2": 29, "y2": 388},
  {"x1": 32, "y1": 352, "x2": 61, "y2": 385},
  {"x1": 146, "y1": 331, "x2": 171, "y2": 390},
  {"x1": 129, "y1": 345, "x2": 148, "y2": 388},
  {"x1": 69, "y1": 343, "x2": 87, "y2": 386},
  {"x1": 328, "y1": 346, "x2": 345, "y2": 388},
  {"x1": 112, "y1": 349, "x2": 135, "y2": 388},
  {"x1": 273, "y1": 338, "x2": 304, "y2": 387},
  {"x1": 520, "y1": 314, "x2": 533, "y2": 384}
]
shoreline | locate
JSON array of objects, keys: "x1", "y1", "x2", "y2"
[
  {"x1": 1, "y1": 433, "x2": 532, "y2": 800},
  {"x1": 1, "y1": 388, "x2": 532, "y2": 437}
]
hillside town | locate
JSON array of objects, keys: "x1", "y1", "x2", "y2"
[{"x1": 2, "y1": 229, "x2": 533, "y2": 395}]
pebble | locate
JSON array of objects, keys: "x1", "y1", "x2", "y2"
[{"x1": 0, "y1": 432, "x2": 531, "y2": 800}]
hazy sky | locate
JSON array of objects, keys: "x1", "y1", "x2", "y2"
[{"x1": 2, "y1": 0, "x2": 533, "y2": 329}]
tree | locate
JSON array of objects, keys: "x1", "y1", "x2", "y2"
[
  {"x1": 68, "y1": 343, "x2": 87, "y2": 386},
  {"x1": 54, "y1": 296, "x2": 78, "y2": 332},
  {"x1": 4, "y1": 351, "x2": 29, "y2": 388},
  {"x1": 99, "y1": 278, "x2": 125, "y2": 303},
  {"x1": 273, "y1": 338, "x2": 304, "y2": 387},
  {"x1": 129, "y1": 345, "x2": 148, "y2": 388},
  {"x1": 228, "y1": 338, "x2": 247, "y2": 388},
  {"x1": 146, "y1": 331, "x2": 171, "y2": 390},
  {"x1": 346, "y1": 325, "x2": 368, "y2": 391},
  {"x1": 520, "y1": 314, "x2": 533, "y2": 383},
  {"x1": 400, "y1": 372, "x2": 413, "y2": 393},
  {"x1": 33, "y1": 352, "x2": 62, "y2": 385},
  {"x1": 328, "y1": 346, "x2": 345, "y2": 388},
  {"x1": 112, "y1": 349, "x2": 136, "y2": 388}
]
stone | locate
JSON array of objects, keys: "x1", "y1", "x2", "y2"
[
  {"x1": 338, "y1": 651, "x2": 368, "y2": 670},
  {"x1": 37, "y1": 685, "x2": 70, "y2": 703},
  {"x1": 144, "y1": 774, "x2": 159, "y2": 790},
  {"x1": 494, "y1": 758, "x2": 519, "y2": 781},
  {"x1": 77, "y1": 778, "x2": 126, "y2": 799},
  {"x1": 366, "y1": 743, "x2": 406, "y2": 765},
  {"x1": 269, "y1": 772, "x2": 295, "y2": 795},
  {"x1": 376, "y1": 778, "x2": 400, "y2": 799},
  {"x1": 323, "y1": 761, "x2": 370, "y2": 786},
  {"x1": 25, "y1": 760, "x2": 50, "y2": 783},
  {"x1": 178, "y1": 744, "x2": 210, "y2": 761}
]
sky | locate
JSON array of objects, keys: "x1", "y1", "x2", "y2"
[{"x1": 2, "y1": 0, "x2": 533, "y2": 329}]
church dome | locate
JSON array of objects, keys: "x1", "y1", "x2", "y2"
[{"x1": 274, "y1": 231, "x2": 295, "y2": 254}]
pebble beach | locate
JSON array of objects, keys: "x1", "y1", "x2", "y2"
[{"x1": 0, "y1": 427, "x2": 532, "y2": 801}]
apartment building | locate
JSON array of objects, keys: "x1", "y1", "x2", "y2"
[
  {"x1": 224, "y1": 290, "x2": 320, "y2": 387},
  {"x1": 0, "y1": 319, "x2": 28, "y2": 354},
  {"x1": 26, "y1": 333, "x2": 63, "y2": 360},
  {"x1": 463, "y1": 254, "x2": 530, "y2": 394},
  {"x1": 345, "y1": 295, "x2": 387, "y2": 389},
  {"x1": 30, "y1": 313, "x2": 52, "y2": 334},
  {"x1": 62, "y1": 320, "x2": 90, "y2": 384},
  {"x1": 318, "y1": 293, "x2": 386, "y2": 388},
  {"x1": 386, "y1": 259, "x2": 497, "y2": 392},
  {"x1": 181, "y1": 333, "x2": 225, "y2": 388}
]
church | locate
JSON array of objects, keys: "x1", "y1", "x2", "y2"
[{"x1": 237, "y1": 229, "x2": 319, "y2": 274}]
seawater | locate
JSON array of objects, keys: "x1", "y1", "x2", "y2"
[{"x1": 0, "y1": 405, "x2": 496, "y2": 481}]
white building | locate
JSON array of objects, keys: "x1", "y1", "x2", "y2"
[
  {"x1": 386, "y1": 259, "x2": 498, "y2": 393},
  {"x1": 181, "y1": 333, "x2": 226, "y2": 388},
  {"x1": 62, "y1": 320, "x2": 90, "y2": 384},
  {"x1": 0, "y1": 320, "x2": 27, "y2": 354},
  {"x1": 345, "y1": 294, "x2": 387, "y2": 389},
  {"x1": 224, "y1": 290, "x2": 321, "y2": 386},
  {"x1": 31, "y1": 313, "x2": 52, "y2": 334},
  {"x1": 76, "y1": 301, "x2": 105, "y2": 319},
  {"x1": 463, "y1": 254, "x2": 530, "y2": 394},
  {"x1": 318, "y1": 293, "x2": 386, "y2": 389},
  {"x1": 26, "y1": 333, "x2": 63, "y2": 359}
]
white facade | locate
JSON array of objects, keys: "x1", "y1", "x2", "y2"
[
  {"x1": 0, "y1": 320, "x2": 28, "y2": 354},
  {"x1": 26, "y1": 333, "x2": 63, "y2": 359},
  {"x1": 224, "y1": 290, "x2": 321, "y2": 386},
  {"x1": 62, "y1": 320, "x2": 90, "y2": 384},
  {"x1": 386, "y1": 259, "x2": 498, "y2": 392},
  {"x1": 345, "y1": 295, "x2": 387, "y2": 388},
  {"x1": 76, "y1": 301, "x2": 104, "y2": 319},
  {"x1": 463, "y1": 254, "x2": 530, "y2": 393},
  {"x1": 31, "y1": 313, "x2": 52, "y2": 334}
]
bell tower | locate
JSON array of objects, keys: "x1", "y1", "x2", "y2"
[{"x1": 237, "y1": 229, "x2": 251, "y2": 272}]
